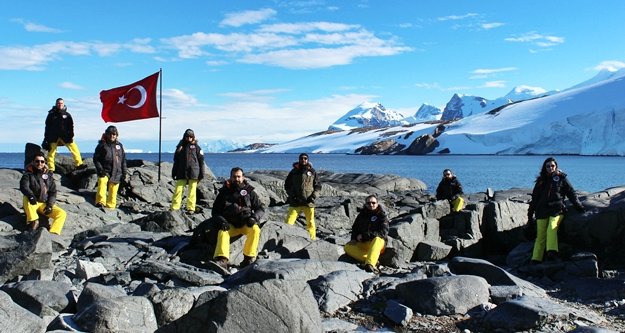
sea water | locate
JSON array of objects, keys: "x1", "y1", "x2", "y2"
[{"x1": 2, "y1": 153, "x2": 624, "y2": 194}]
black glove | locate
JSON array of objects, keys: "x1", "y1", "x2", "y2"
[
  {"x1": 527, "y1": 211, "x2": 534, "y2": 222},
  {"x1": 450, "y1": 195, "x2": 458, "y2": 201},
  {"x1": 43, "y1": 205, "x2": 53, "y2": 215},
  {"x1": 307, "y1": 194, "x2": 316, "y2": 203},
  {"x1": 216, "y1": 216, "x2": 230, "y2": 231},
  {"x1": 246, "y1": 217, "x2": 258, "y2": 227},
  {"x1": 98, "y1": 171, "x2": 108, "y2": 178},
  {"x1": 28, "y1": 197, "x2": 37, "y2": 205},
  {"x1": 576, "y1": 205, "x2": 586, "y2": 213},
  {"x1": 41, "y1": 139, "x2": 50, "y2": 150}
]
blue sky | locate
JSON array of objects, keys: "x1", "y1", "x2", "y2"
[{"x1": 2, "y1": 0, "x2": 624, "y2": 152}]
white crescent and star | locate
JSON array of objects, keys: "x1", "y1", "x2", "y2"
[{"x1": 117, "y1": 85, "x2": 147, "y2": 109}]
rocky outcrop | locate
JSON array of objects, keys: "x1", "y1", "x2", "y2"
[{"x1": 1, "y1": 156, "x2": 625, "y2": 332}]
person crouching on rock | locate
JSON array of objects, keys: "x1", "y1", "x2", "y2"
[
  {"x1": 170, "y1": 129, "x2": 204, "y2": 214},
  {"x1": 344, "y1": 195, "x2": 389, "y2": 274},
  {"x1": 436, "y1": 168, "x2": 464, "y2": 212},
  {"x1": 19, "y1": 151, "x2": 66, "y2": 234},
  {"x1": 93, "y1": 126, "x2": 127, "y2": 209},
  {"x1": 528, "y1": 157, "x2": 585, "y2": 263},
  {"x1": 212, "y1": 167, "x2": 265, "y2": 270},
  {"x1": 284, "y1": 153, "x2": 321, "y2": 240}
]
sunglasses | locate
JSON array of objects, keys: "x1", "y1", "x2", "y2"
[
  {"x1": 546, "y1": 164, "x2": 556, "y2": 168},
  {"x1": 300, "y1": 157, "x2": 308, "y2": 160},
  {"x1": 444, "y1": 173, "x2": 451, "y2": 176},
  {"x1": 366, "y1": 201, "x2": 377, "y2": 205},
  {"x1": 34, "y1": 160, "x2": 45, "y2": 164}
]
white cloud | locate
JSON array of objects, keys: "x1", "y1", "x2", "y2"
[
  {"x1": 470, "y1": 67, "x2": 517, "y2": 79},
  {"x1": 11, "y1": 18, "x2": 63, "y2": 33},
  {"x1": 505, "y1": 32, "x2": 564, "y2": 48},
  {"x1": 60, "y1": 82, "x2": 84, "y2": 90},
  {"x1": 593, "y1": 60, "x2": 625, "y2": 72},
  {"x1": 220, "y1": 8, "x2": 277, "y2": 27},
  {"x1": 437, "y1": 13, "x2": 479, "y2": 21},
  {"x1": 162, "y1": 23, "x2": 410, "y2": 69},
  {"x1": 482, "y1": 81, "x2": 506, "y2": 88},
  {"x1": 481, "y1": 22, "x2": 504, "y2": 30},
  {"x1": 415, "y1": 82, "x2": 443, "y2": 90}
]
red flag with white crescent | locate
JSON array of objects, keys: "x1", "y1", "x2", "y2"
[{"x1": 100, "y1": 72, "x2": 159, "y2": 123}]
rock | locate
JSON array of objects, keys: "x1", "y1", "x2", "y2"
[
  {"x1": 0, "y1": 290, "x2": 46, "y2": 333},
  {"x1": 0, "y1": 228, "x2": 53, "y2": 284},
  {"x1": 76, "y1": 282, "x2": 127, "y2": 313},
  {"x1": 129, "y1": 259, "x2": 224, "y2": 287},
  {"x1": 150, "y1": 288, "x2": 195, "y2": 326},
  {"x1": 309, "y1": 269, "x2": 372, "y2": 313},
  {"x1": 448, "y1": 256, "x2": 546, "y2": 298},
  {"x1": 384, "y1": 299, "x2": 413, "y2": 326},
  {"x1": 157, "y1": 279, "x2": 322, "y2": 333},
  {"x1": 484, "y1": 295, "x2": 604, "y2": 331},
  {"x1": 132, "y1": 210, "x2": 191, "y2": 234},
  {"x1": 0, "y1": 280, "x2": 73, "y2": 317},
  {"x1": 73, "y1": 296, "x2": 158, "y2": 333},
  {"x1": 416, "y1": 240, "x2": 452, "y2": 261},
  {"x1": 75, "y1": 259, "x2": 108, "y2": 280},
  {"x1": 396, "y1": 275, "x2": 490, "y2": 315}
]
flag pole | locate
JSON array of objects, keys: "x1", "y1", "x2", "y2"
[{"x1": 158, "y1": 68, "x2": 163, "y2": 182}]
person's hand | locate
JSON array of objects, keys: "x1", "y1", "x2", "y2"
[
  {"x1": 41, "y1": 139, "x2": 50, "y2": 150},
  {"x1": 216, "y1": 217, "x2": 230, "y2": 231},
  {"x1": 29, "y1": 197, "x2": 37, "y2": 205},
  {"x1": 43, "y1": 205, "x2": 53, "y2": 215},
  {"x1": 246, "y1": 217, "x2": 258, "y2": 227},
  {"x1": 527, "y1": 211, "x2": 534, "y2": 222},
  {"x1": 356, "y1": 234, "x2": 363, "y2": 242},
  {"x1": 98, "y1": 171, "x2": 107, "y2": 178}
]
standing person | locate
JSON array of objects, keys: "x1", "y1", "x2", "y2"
[
  {"x1": 170, "y1": 129, "x2": 204, "y2": 214},
  {"x1": 284, "y1": 153, "x2": 321, "y2": 240},
  {"x1": 436, "y1": 168, "x2": 464, "y2": 212},
  {"x1": 528, "y1": 157, "x2": 585, "y2": 263},
  {"x1": 19, "y1": 152, "x2": 66, "y2": 234},
  {"x1": 344, "y1": 195, "x2": 389, "y2": 273},
  {"x1": 93, "y1": 126, "x2": 127, "y2": 209},
  {"x1": 212, "y1": 167, "x2": 265, "y2": 270},
  {"x1": 42, "y1": 98, "x2": 85, "y2": 172}
]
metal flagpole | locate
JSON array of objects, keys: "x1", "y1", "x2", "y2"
[{"x1": 158, "y1": 68, "x2": 163, "y2": 182}]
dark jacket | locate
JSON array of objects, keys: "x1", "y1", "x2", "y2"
[
  {"x1": 350, "y1": 205, "x2": 389, "y2": 242},
  {"x1": 20, "y1": 164, "x2": 57, "y2": 206},
  {"x1": 436, "y1": 176, "x2": 463, "y2": 201},
  {"x1": 213, "y1": 180, "x2": 265, "y2": 228},
  {"x1": 172, "y1": 139, "x2": 204, "y2": 180},
  {"x1": 528, "y1": 171, "x2": 584, "y2": 219},
  {"x1": 284, "y1": 162, "x2": 321, "y2": 207},
  {"x1": 44, "y1": 106, "x2": 75, "y2": 144},
  {"x1": 93, "y1": 136, "x2": 127, "y2": 184}
]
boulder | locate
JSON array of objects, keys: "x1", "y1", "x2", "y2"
[
  {"x1": 396, "y1": 275, "x2": 490, "y2": 315},
  {"x1": 309, "y1": 269, "x2": 372, "y2": 313},
  {"x1": 158, "y1": 279, "x2": 322, "y2": 333},
  {"x1": 73, "y1": 296, "x2": 158, "y2": 333},
  {"x1": 0, "y1": 290, "x2": 46, "y2": 333},
  {"x1": 0, "y1": 228, "x2": 53, "y2": 284}
]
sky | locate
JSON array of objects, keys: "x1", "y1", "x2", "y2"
[{"x1": 2, "y1": 0, "x2": 625, "y2": 153}]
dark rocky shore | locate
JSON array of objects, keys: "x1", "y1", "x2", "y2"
[{"x1": 1, "y1": 152, "x2": 625, "y2": 332}]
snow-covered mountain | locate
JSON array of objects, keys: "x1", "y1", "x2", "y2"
[
  {"x1": 440, "y1": 93, "x2": 509, "y2": 121},
  {"x1": 259, "y1": 70, "x2": 625, "y2": 156},
  {"x1": 503, "y1": 85, "x2": 550, "y2": 101},
  {"x1": 402, "y1": 104, "x2": 442, "y2": 123},
  {"x1": 566, "y1": 68, "x2": 625, "y2": 91},
  {"x1": 328, "y1": 102, "x2": 407, "y2": 131}
]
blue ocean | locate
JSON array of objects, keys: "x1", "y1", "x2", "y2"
[{"x1": 2, "y1": 153, "x2": 624, "y2": 194}]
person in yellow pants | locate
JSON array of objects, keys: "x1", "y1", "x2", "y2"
[
  {"x1": 436, "y1": 168, "x2": 464, "y2": 213},
  {"x1": 170, "y1": 129, "x2": 205, "y2": 214},
  {"x1": 211, "y1": 167, "x2": 265, "y2": 271},
  {"x1": 344, "y1": 195, "x2": 389, "y2": 274},
  {"x1": 93, "y1": 126, "x2": 127, "y2": 209},
  {"x1": 42, "y1": 98, "x2": 85, "y2": 172},
  {"x1": 284, "y1": 153, "x2": 321, "y2": 240},
  {"x1": 528, "y1": 157, "x2": 585, "y2": 263},
  {"x1": 19, "y1": 152, "x2": 66, "y2": 234}
]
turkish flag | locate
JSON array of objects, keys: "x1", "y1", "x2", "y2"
[{"x1": 100, "y1": 72, "x2": 160, "y2": 123}]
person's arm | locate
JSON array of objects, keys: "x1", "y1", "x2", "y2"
[
  {"x1": 67, "y1": 113, "x2": 75, "y2": 141},
  {"x1": 454, "y1": 178, "x2": 464, "y2": 195},
  {"x1": 19, "y1": 174, "x2": 35, "y2": 199},
  {"x1": 120, "y1": 143, "x2": 128, "y2": 180},
  {"x1": 46, "y1": 174, "x2": 57, "y2": 207},
  {"x1": 435, "y1": 181, "x2": 445, "y2": 200},
  {"x1": 197, "y1": 146, "x2": 205, "y2": 180},
  {"x1": 250, "y1": 190, "x2": 266, "y2": 221},
  {"x1": 212, "y1": 190, "x2": 226, "y2": 218},
  {"x1": 93, "y1": 144, "x2": 105, "y2": 176},
  {"x1": 563, "y1": 178, "x2": 585, "y2": 212}
]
